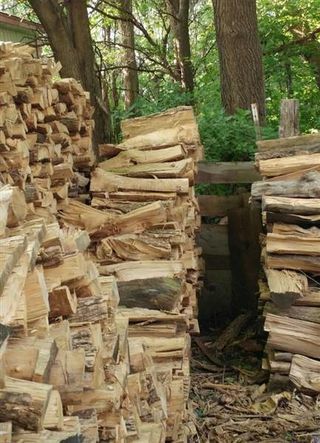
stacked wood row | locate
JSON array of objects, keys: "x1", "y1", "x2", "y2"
[
  {"x1": 0, "y1": 42, "x2": 139, "y2": 442},
  {"x1": 59, "y1": 106, "x2": 203, "y2": 441},
  {"x1": 252, "y1": 133, "x2": 320, "y2": 391},
  {"x1": 0, "y1": 183, "x2": 133, "y2": 441},
  {"x1": 0, "y1": 41, "x2": 94, "y2": 223}
]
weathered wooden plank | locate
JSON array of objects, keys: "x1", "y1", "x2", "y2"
[
  {"x1": 198, "y1": 194, "x2": 249, "y2": 217},
  {"x1": 197, "y1": 224, "x2": 230, "y2": 270},
  {"x1": 279, "y1": 99, "x2": 300, "y2": 138},
  {"x1": 196, "y1": 161, "x2": 260, "y2": 184},
  {"x1": 202, "y1": 254, "x2": 230, "y2": 270},
  {"x1": 228, "y1": 205, "x2": 262, "y2": 313},
  {"x1": 197, "y1": 224, "x2": 229, "y2": 255}
]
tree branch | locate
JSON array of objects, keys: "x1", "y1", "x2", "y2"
[{"x1": 272, "y1": 26, "x2": 320, "y2": 54}]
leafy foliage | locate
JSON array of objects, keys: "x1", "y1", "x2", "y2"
[{"x1": 2, "y1": 0, "x2": 320, "y2": 166}]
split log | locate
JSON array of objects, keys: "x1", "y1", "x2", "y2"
[
  {"x1": 266, "y1": 253, "x2": 320, "y2": 273},
  {"x1": 265, "y1": 269, "x2": 307, "y2": 308},
  {"x1": 251, "y1": 171, "x2": 320, "y2": 200},
  {"x1": 0, "y1": 377, "x2": 52, "y2": 431},
  {"x1": 49, "y1": 349, "x2": 85, "y2": 404},
  {"x1": 295, "y1": 287, "x2": 320, "y2": 306},
  {"x1": 69, "y1": 296, "x2": 109, "y2": 325},
  {"x1": 96, "y1": 233, "x2": 172, "y2": 262},
  {"x1": 6, "y1": 187, "x2": 28, "y2": 227},
  {"x1": 266, "y1": 232, "x2": 320, "y2": 256},
  {"x1": 0, "y1": 235, "x2": 27, "y2": 295},
  {"x1": 43, "y1": 389, "x2": 63, "y2": 431},
  {"x1": 118, "y1": 277, "x2": 182, "y2": 311},
  {"x1": 289, "y1": 354, "x2": 320, "y2": 392},
  {"x1": 264, "y1": 313, "x2": 320, "y2": 358},
  {"x1": 43, "y1": 253, "x2": 87, "y2": 289},
  {"x1": 4, "y1": 337, "x2": 57, "y2": 383},
  {"x1": 24, "y1": 266, "x2": 49, "y2": 323},
  {"x1": 99, "y1": 260, "x2": 184, "y2": 281},
  {"x1": 271, "y1": 223, "x2": 320, "y2": 237},
  {"x1": 49, "y1": 286, "x2": 77, "y2": 319},
  {"x1": 0, "y1": 253, "x2": 30, "y2": 326},
  {"x1": 99, "y1": 145, "x2": 186, "y2": 169},
  {"x1": 58, "y1": 200, "x2": 115, "y2": 231},
  {"x1": 257, "y1": 153, "x2": 320, "y2": 177},
  {"x1": 89, "y1": 201, "x2": 167, "y2": 239},
  {"x1": 120, "y1": 106, "x2": 202, "y2": 157},
  {"x1": 265, "y1": 211, "x2": 320, "y2": 227},
  {"x1": 262, "y1": 195, "x2": 320, "y2": 215},
  {"x1": 264, "y1": 303, "x2": 320, "y2": 324},
  {"x1": 90, "y1": 168, "x2": 189, "y2": 194},
  {"x1": 105, "y1": 158, "x2": 193, "y2": 179},
  {"x1": 107, "y1": 190, "x2": 177, "y2": 201}
]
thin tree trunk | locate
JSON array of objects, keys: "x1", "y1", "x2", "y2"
[
  {"x1": 166, "y1": 0, "x2": 194, "y2": 94},
  {"x1": 28, "y1": 0, "x2": 112, "y2": 149},
  {"x1": 119, "y1": 0, "x2": 139, "y2": 110},
  {"x1": 213, "y1": 0, "x2": 265, "y2": 121},
  {"x1": 304, "y1": 49, "x2": 320, "y2": 89},
  {"x1": 289, "y1": 28, "x2": 320, "y2": 90}
]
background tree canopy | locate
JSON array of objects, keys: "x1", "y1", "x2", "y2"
[{"x1": 2, "y1": 0, "x2": 320, "y2": 162}]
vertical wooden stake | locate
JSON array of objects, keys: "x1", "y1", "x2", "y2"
[
  {"x1": 251, "y1": 103, "x2": 262, "y2": 140},
  {"x1": 279, "y1": 99, "x2": 300, "y2": 138}
]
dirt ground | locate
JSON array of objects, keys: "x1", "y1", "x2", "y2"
[{"x1": 188, "y1": 317, "x2": 320, "y2": 443}]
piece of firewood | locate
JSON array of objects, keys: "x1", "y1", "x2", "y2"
[
  {"x1": 0, "y1": 377, "x2": 52, "y2": 431},
  {"x1": 264, "y1": 313, "x2": 320, "y2": 358},
  {"x1": 252, "y1": 171, "x2": 320, "y2": 200},
  {"x1": 90, "y1": 168, "x2": 189, "y2": 194},
  {"x1": 49, "y1": 286, "x2": 77, "y2": 318},
  {"x1": 118, "y1": 277, "x2": 182, "y2": 311},
  {"x1": 43, "y1": 389, "x2": 63, "y2": 431},
  {"x1": 289, "y1": 354, "x2": 320, "y2": 392},
  {"x1": 262, "y1": 195, "x2": 320, "y2": 215},
  {"x1": 264, "y1": 269, "x2": 307, "y2": 308}
]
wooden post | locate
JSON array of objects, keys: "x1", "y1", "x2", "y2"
[
  {"x1": 279, "y1": 99, "x2": 300, "y2": 138},
  {"x1": 228, "y1": 203, "x2": 262, "y2": 315},
  {"x1": 251, "y1": 103, "x2": 262, "y2": 140}
]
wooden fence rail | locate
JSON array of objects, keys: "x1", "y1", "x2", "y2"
[{"x1": 197, "y1": 161, "x2": 260, "y2": 184}]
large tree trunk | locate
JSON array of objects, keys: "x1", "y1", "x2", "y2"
[
  {"x1": 213, "y1": 0, "x2": 265, "y2": 121},
  {"x1": 119, "y1": 0, "x2": 139, "y2": 110},
  {"x1": 166, "y1": 0, "x2": 194, "y2": 95},
  {"x1": 28, "y1": 0, "x2": 112, "y2": 149}
]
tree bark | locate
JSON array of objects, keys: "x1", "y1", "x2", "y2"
[
  {"x1": 166, "y1": 0, "x2": 194, "y2": 95},
  {"x1": 28, "y1": 0, "x2": 112, "y2": 149},
  {"x1": 212, "y1": 0, "x2": 265, "y2": 121},
  {"x1": 119, "y1": 0, "x2": 139, "y2": 110}
]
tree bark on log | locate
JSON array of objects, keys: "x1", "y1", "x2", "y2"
[
  {"x1": 252, "y1": 172, "x2": 320, "y2": 200},
  {"x1": 118, "y1": 277, "x2": 182, "y2": 310}
]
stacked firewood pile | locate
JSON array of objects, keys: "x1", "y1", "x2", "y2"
[
  {"x1": 0, "y1": 41, "x2": 94, "y2": 222},
  {"x1": 60, "y1": 106, "x2": 204, "y2": 441},
  {"x1": 0, "y1": 41, "x2": 203, "y2": 443},
  {"x1": 252, "y1": 133, "x2": 320, "y2": 391},
  {"x1": 0, "y1": 183, "x2": 123, "y2": 442}
]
